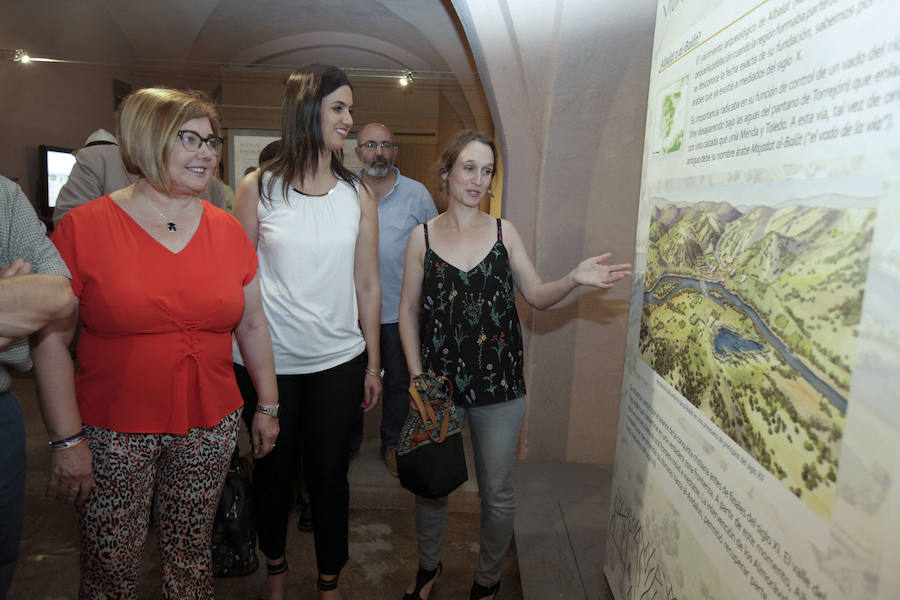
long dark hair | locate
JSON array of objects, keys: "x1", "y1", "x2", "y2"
[{"x1": 261, "y1": 64, "x2": 359, "y2": 204}]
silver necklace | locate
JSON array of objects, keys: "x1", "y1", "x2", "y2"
[{"x1": 147, "y1": 200, "x2": 180, "y2": 232}]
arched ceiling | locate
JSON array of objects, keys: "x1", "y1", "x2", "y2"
[{"x1": 2, "y1": 0, "x2": 477, "y2": 78}]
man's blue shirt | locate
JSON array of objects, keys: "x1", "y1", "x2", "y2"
[{"x1": 365, "y1": 167, "x2": 437, "y2": 324}]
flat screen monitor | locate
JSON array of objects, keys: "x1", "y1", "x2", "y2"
[{"x1": 38, "y1": 145, "x2": 76, "y2": 210}]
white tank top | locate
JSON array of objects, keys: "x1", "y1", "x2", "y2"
[{"x1": 234, "y1": 175, "x2": 365, "y2": 374}]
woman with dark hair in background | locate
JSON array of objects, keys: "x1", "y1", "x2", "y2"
[
  {"x1": 32, "y1": 87, "x2": 279, "y2": 599},
  {"x1": 232, "y1": 64, "x2": 382, "y2": 599},
  {"x1": 398, "y1": 130, "x2": 632, "y2": 599}
]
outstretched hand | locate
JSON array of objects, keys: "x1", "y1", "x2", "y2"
[{"x1": 572, "y1": 253, "x2": 632, "y2": 289}]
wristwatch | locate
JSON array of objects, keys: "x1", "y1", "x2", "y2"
[{"x1": 256, "y1": 404, "x2": 280, "y2": 418}]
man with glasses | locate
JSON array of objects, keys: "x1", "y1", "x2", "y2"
[
  {"x1": 354, "y1": 123, "x2": 437, "y2": 476},
  {"x1": 53, "y1": 128, "x2": 227, "y2": 227}
]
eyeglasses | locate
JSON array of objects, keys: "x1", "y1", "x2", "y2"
[
  {"x1": 358, "y1": 141, "x2": 394, "y2": 151},
  {"x1": 177, "y1": 130, "x2": 224, "y2": 154}
]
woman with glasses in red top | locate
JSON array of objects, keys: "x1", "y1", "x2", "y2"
[{"x1": 31, "y1": 87, "x2": 279, "y2": 599}]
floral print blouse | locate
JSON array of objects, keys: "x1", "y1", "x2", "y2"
[{"x1": 420, "y1": 219, "x2": 526, "y2": 407}]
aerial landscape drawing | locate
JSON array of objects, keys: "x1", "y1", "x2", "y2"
[{"x1": 639, "y1": 194, "x2": 876, "y2": 518}]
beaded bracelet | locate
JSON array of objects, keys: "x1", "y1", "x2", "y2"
[{"x1": 49, "y1": 429, "x2": 85, "y2": 452}]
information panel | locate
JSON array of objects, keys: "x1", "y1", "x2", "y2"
[
  {"x1": 606, "y1": 1, "x2": 900, "y2": 599},
  {"x1": 227, "y1": 129, "x2": 280, "y2": 187}
]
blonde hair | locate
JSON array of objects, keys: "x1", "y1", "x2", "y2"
[{"x1": 117, "y1": 87, "x2": 220, "y2": 194}]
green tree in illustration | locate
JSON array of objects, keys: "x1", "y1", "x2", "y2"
[
  {"x1": 661, "y1": 93, "x2": 678, "y2": 137},
  {"x1": 661, "y1": 92, "x2": 683, "y2": 153}
]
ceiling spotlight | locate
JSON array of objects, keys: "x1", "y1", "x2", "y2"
[
  {"x1": 399, "y1": 71, "x2": 413, "y2": 87},
  {"x1": 13, "y1": 49, "x2": 31, "y2": 63}
]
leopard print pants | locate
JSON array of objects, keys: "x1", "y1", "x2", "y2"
[{"x1": 77, "y1": 409, "x2": 240, "y2": 599}]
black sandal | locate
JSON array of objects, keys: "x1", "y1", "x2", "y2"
[
  {"x1": 402, "y1": 562, "x2": 442, "y2": 600},
  {"x1": 266, "y1": 559, "x2": 288, "y2": 576},
  {"x1": 318, "y1": 572, "x2": 339, "y2": 591},
  {"x1": 258, "y1": 560, "x2": 288, "y2": 600},
  {"x1": 469, "y1": 579, "x2": 500, "y2": 599}
]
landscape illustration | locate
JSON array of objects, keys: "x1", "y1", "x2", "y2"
[{"x1": 639, "y1": 194, "x2": 876, "y2": 518}]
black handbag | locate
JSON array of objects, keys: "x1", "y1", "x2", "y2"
[
  {"x1": 211, "y1": 447, "x2": 259, "y2": 577},
  {"x1": 397, "y1": 373, "x2": 468, "y2": 499}
]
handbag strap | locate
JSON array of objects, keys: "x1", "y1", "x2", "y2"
[
  {"x1": 432, "y1": 398, "x2": 451, "y2": 443},
  {"x1": 408, "y1": 382, "x2": 436, "y2": 426},
  {"x1": 409, "y1": 375, "x2": 454, "y2": 443}
]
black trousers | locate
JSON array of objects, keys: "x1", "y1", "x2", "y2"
[{"x1": 234, "y1": 351, "x2": 365, "y2": 575}]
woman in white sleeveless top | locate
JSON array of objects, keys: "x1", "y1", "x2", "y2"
[{"x1": 232, "y1": 64, "x2": 382, "y2": 600}]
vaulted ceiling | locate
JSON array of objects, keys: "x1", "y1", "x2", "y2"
[{"x1": 3, "y1": 0, "x2": 478, "y2": 84}]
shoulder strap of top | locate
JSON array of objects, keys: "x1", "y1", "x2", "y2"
[
  {"x1": 423, "y1": 222, "x2": 430, "y2": 249},
  {"x1": 496, "y1": 218, "x2": 503, "y2": 243}
]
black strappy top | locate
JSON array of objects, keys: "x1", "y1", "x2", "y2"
[{"x1": 419, "y1": 218, "x2": 526, "y2": 407}]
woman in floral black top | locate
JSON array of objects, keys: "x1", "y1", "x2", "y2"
[{"x1": 397, "y1": 130, "x2": 632, "y2": 600}]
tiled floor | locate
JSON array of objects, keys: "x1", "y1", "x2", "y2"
[
  {"x1": 514, "y1": 462, "x2": 615, "y2": 600},
  {"x1": 7, "y1": 371, "x2": 522, "y2": 599}
]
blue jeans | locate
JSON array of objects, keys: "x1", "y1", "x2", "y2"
[
  {"x1": 415, "y1": 397, "x2": 525, "y2": 587},
  {"x1": 379, "y1": 323, "x2": 411, "y2": 453},
  {"x1": 0, "y1": 390, "x2": 25, "y2": 599}
]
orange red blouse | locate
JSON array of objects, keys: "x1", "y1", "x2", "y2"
[{"x1": 52, "y1": 196, "x2": 257, "y2": 433}]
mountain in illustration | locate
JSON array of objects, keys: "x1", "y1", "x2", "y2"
[
  {"x1": 682, "y1": 201, "x2": 742, "y2": 223},
  {"x1": 717, "y1": 205, "x2": 866, "y2": 263},
  {"x1": 651, "y1": 199, "x2": 741, "y2": 232},
  {"x1": 647, "y1": 197, "x2": 874, "y2": 291},
  {"x1": 739, "y1": 231, "x2": 806, "y2": 281},
  {"x1": 717, "y1": 206, "x2": 776, "y2": 258},
  {"x1": 648, "y1": 219, "x2": 667, "y2": 244},
  {"x1": 657, "y1": 228, "x2": 705, "y2": 267},
  {"x1": 651, "y1": 201, "x2": 740, "y2": 269},
  {"x1": 774, "y1": 193, "x2": 877, "y2": 210},
  {"x1": 652, "y1": 201, "x2": 685, "y2": 229}
]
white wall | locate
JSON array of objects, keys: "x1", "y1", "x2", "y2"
[
  {"x1": 0, "y1": 62, "x2": 120, "y2": 206},
  {"x1": 452, "y1": 0, "x2": 656, "y2": 462}
]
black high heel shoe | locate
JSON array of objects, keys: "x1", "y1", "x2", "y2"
[
  {"x1": 469, "y1": 579, "x2": 500, "y2": 599},
  {"x1": 267, "y1": 559, "x2": 288, "y2": 576},
  {"x1": 402, "y1": 562, "x2": 442, "y2": 600},
  {"x1": 258, "y1": 559, "x2": 288, "y2": 600},
  {"x1": 318, "y1": 572, "x2": 339, "y2": 592}
]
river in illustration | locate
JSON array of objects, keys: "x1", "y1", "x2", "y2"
[{"x1": 645, "y1": 275, "x2": 848, "y2": 414}]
